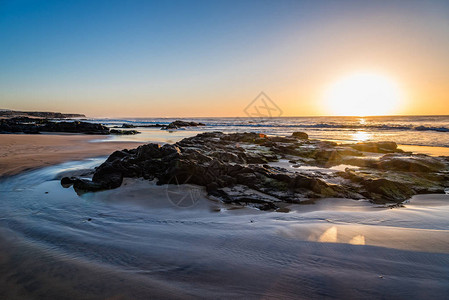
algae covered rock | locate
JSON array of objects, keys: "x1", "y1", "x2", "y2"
[
  {"x1": 63, "y1": 131, "x2": 449, "y2": 209},
  {"x1": 361, "y1": 178, "x2": 415, "y2": 203}
]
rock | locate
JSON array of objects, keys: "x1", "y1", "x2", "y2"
[
  {"x1": 349, "y1": 142, "x2": 400, "y2": 153},
  {"x1": 63, "y1": 131, "x2": 449, "y2": 208},
  {"x1": 73, "y1": 179, "x2": 106, "y2": 192},
  {"x1": 270, "y1": 136, "x2": 297, "y2": 143},
  {"x1": 160, "y1": 144, "x2": 182, "y2": 157},
  {"x1": 110, "y1": 129, "x2": 140, "y2": 135},
  {"x1": 313, "y1": 149, "x2": 343, "y2": 165},
  {"x1": 213, "y1": 185, "x2": 280, "y2": 210},
  {"x1": 43, "y1": 120, "x2": 111, "y2": 134},
  {"x1": 60, "y1": 176, "x2": 76, "y2": 187},
  {"x1": 92, "y1": 170, "x2": 124, "y2": 189},
  {"x1": 171, "y1": 120, "x2": 205, "y2": 127},
  {"x1": 377, "y1": 142, "x2": 398, "y2": 151},
  {"x1": 105, "y1": 150, "x2": 130, "y2": 162},
  {"x1": 290, "y1": 174, "x2": 336, "y2": 196},
  {"x1": 0, "y1": 110, "x2": 85, "y2": 119},
  {"x1": 376, "y1": 154, "x2": 446, "y2": 173},
  {"x1": 292, "y1": 132, "x2": 308, "y2": 139},
  {"x1": 0, "y1": 118, "x2": 140, "y2": 135},
  {"x1": 162, "y1": 120, "x2": 206, "y2": 130},
  {"x1": 164, "y1": 123, "x2": 178, "y2": 130},
  {"x1": 136, "y1": 143, "x2": 162, "y2": 160},
  {"x1": 361, "y1": 179, "x2": 415, "y2": 203}
]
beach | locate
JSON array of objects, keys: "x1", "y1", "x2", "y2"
[
  {"x1": 0, "y1": 134, "x2": 145, "y2": 177},
  {"x1": 1, "y1": 168, "x2": 448, "y2": 299},
  {"x1": 0, "y1": 125, "x2": 448, "y2": 299}
]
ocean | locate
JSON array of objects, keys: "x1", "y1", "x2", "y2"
[{"x1": 89, "y1": 115, "x2": 449, "y2": 149}]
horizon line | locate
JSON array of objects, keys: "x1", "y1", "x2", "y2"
[{"x1": 89, "y1": 114, "x2": 449, "y2": 119}]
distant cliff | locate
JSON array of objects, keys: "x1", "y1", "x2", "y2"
[{"x1": 0, "y1": 110, "x2": 86, "y2": 119}]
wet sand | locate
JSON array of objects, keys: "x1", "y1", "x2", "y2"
[
  {"x1": 1, "y1": 166, "x2": 449, "y2": 299},
  {"x1": 0, "y1": 134, "x2": 145, "y2": 177},
  {"x1": 1, "y1": 133, "x2": 449, "y2": 299},
  {"x1": 398, "y1": 144, "x2": 449, "y2": 157}
]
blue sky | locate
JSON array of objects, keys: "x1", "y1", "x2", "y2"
[{"x1": 1, "y1": 0, "x2": 448, "y2": 117}]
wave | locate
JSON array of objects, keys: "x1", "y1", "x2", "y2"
[
  {"x1": 206, "y1": 123, "x2": 449, "y2": 133},
  {"x1": 90, "y1": 117, "x2": 449, "y2": 133},
  {"x1": 415, "y1": 126, "x2": 449, "y2": 132}
]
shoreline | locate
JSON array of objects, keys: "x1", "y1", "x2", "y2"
[
  {"x1": 1, "y1": 131, "x2": 448, "y2": 179},
  {"x1": 0, "y1": 134, "x2": 145, "y2": 178}
]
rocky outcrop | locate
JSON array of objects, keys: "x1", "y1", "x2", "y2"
[
  {"x1": 0, "y1": 118, "x2": 139, "y2": 135},
  {"x1": 111, "y1": 120, "x2": 206, "y2": 130},
  {"x1": 62, "y1": 132, "x2": 449, "y2": 209},
  {"x1": 162, "y1": 120, "x2": 206, "y2": 130},
  {"x1": 360, "y1": 179, "x2": 415, "y2": 202},
  {"x1": 42, "y1": 121, "x2": 111, "y2": 134},
  {"x1": 109, "y1": 129, "x2": 140, "y2": 135},
  {"x1": 292, "y1": 132, "x2": 309, "y2": 139},
  {"x1": 347, "y1": 141, "x2": 402, "y2": 153}
]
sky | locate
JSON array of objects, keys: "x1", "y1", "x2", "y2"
[{"x1": 0, "y1": 0, "x2": 448, "y2": 117}]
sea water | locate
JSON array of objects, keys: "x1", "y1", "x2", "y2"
[{"x1": 89, "y1": 115, "x2": 449, "y2": 149}]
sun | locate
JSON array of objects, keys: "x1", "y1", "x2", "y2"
[{"x1": 323, "y1": 72, "x2": 403, "y2": 116}]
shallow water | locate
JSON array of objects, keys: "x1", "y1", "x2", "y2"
[{"x1": 1, "y1": 159, "x2": 449, "y2": 299}]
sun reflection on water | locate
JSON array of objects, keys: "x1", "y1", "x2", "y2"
[{"x1": 352, "y1": 131, "x2": 371, "y2": 142}]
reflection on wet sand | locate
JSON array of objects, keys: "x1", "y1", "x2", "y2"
[
  {"x1": 317, "y1": 226, "x2": 338, "y2": 243},
  {"x1": 309, "y1": 225, "x2": 366, "y2": 245},
  {"x1": 349, "y1": 234, "x2": 366, "y2": 245}
]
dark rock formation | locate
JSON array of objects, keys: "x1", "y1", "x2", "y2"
[
  {"x1": 291, "y1": 132, "x2": 309, "y2": 139},
  {"x1": 348, "y1": 141, "x2": 401, "y2": 153},
  {"x1": 121, "y1": 123, "x2": 136, "y2": 128},
  {"x1": 162, "y1": 120, "x2": 206, "y2": 130},
  {"x1": 109, "y1": 129, "x2": 140, "y2": 135},
  {"x1": 63, "y1": 132, "x2": 449, "y2": 209},
  {"x1": 42, "y1": 121, "x2": 110, "y2": 134},
  {"x1": 361, "y1": 179, "x2": 415, "y2": 203},
  {"x1": 0, "y1": 118, "x2": 139, "y2": 135}
]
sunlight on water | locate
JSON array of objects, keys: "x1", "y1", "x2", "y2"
[
  {"x1": 87, "y1": 116, "x2": 449, "y2": 149},
  {"x1": 352, "y1": 131, "x2": 371, "y2": 142}
]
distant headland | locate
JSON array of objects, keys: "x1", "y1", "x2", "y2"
[{"x1": 0, "y1": 109, "x2": 85, "y2": 119}]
